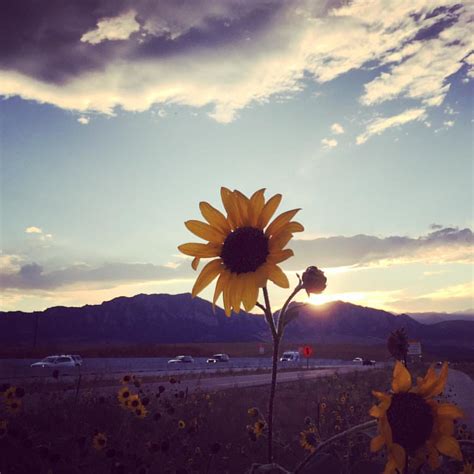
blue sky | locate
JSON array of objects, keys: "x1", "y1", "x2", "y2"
[{"x1": 0, "y1": 0, "x2": 473, "y2": 313}]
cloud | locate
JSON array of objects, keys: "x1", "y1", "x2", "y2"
[
  {"x1": 290, "y1": 226, "x2": 474, "y2": 269},
  {"x1": 0, "y1": 261, "x2": 190, "y2": 290},
  {"x1": 356, "y1": 108, "x2": 427, "y2": 144},
  {"x1": 80, "y1": 10, "x2": 140, "y2": 45},
  {"x1": 330, "y1": 123, "x2": 344, "y2": 135},
  {"x1": 0, "y1": 0, "x2": 471, "y2": 124},
  {"x1": 321, "y1": 138, "x2": 338, "y2": 148},
  {"x1": 443, "y1": 120, "x2": 454, "y2": 128},
  {"x1": 25, "y1": 226, "x2": 42, "y2": 234},
  {"x1": 77, "y1": 116, "x2": 90, "y2": 125}
]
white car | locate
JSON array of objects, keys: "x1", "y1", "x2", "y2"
[
  {"x1": 352, "y1": 357, "x2": 363, "y2": 363},
  {"x1": 280, "y1": 351, "x2": 300, "y2": 362},
  {"x1": 31, "y1": 355, "x2": 79, "y2": 368},
  {"x1": 167, "y1": 355, "x2": 194, "y2": 364},
  {"x1": 206, "y1": 354, "x2": 230, "y2": 363}
]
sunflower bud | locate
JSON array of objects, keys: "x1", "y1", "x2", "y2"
[
  {"x1": 301, "y1": 266, "x2": 327, "y2": 295},
  {"x1": 387, "y1": 328, "x2": 409, "y2": 361}
]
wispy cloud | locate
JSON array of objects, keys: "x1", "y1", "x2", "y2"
[
  {"x1": 321, "y1": 137, "x2": 338, "y2": 149},
  {"x1": 356, "y1": 108, "x2": 427, "y2": 144},
  {"x1": 25, "y1": 226, "x2": 42, "y2": 234},
  {"x1": 330, "y1": 123, "x2": 344, "y2": 135},
  {"x1": 77, "y1": 116, "x2": 90, "y2": 125}
]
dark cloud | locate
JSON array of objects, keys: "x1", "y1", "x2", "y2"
[
  {"x1": 0, "y1": 0, "x2": 280, "y2": 84},
  {"x1": 0, "y1": 261, "x2": 188, "y2": 290},
  {"x1": 288, "y1": 227, "x2": 473, "y2": 269}
]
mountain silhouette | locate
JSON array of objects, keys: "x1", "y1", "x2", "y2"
[{"x1": 2, "y1": 293, "x2": 474, "y2": 351}]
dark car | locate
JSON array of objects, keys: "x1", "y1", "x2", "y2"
[{"x1": 363, "y1": 359, "x2": 376, "y2": 366}]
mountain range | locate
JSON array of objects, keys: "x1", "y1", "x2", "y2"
[{"x1": 2, "y1": 293, "x2": 474, "y2": 356}]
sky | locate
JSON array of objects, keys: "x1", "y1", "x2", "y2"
[{"x1": 0, "y1": 0, "x2": 473, "y2": 314}]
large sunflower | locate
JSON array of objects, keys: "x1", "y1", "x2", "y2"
[
  {"x1": 178, "y1": 188, "x2": 303, "y2": 315},
  {"x1": 370, "y1": 361, "x2": 463, "y2": 473}
]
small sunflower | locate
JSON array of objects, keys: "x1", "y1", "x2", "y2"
[
  {"x1": 134, "y1": 406, "x2": 147, "y2": 419},
  {"x1": 117, "y1": 386, "x2": 131, "y2": 406},
  {"x1": 121, "y1": 375, "x2": 131, "y2": 384},
  {"x1": 178, "y1": 188, "x2": 303, "y2": 315},
  {"x1": 247, "y1": 407, "x2": 259, "y2": 418},
  {"x1": 3, "y1": 386, "x2": 16, "y2": 400},
  {"x1": 178, "y1": 420, "x2": 186, "y2": 429},
  {"x1": 5, "y1": 398, "x2": 22, "y2": 414},
  {"x1": 92, "y1": 432, "x2": 107, "y2": 451},
  {"x1": 370, "y1": 361, "x2": 464, "y2": 473},
  {"x1": 253, "y1": 420, "x2": 266, "y2": 438},
  {"x1": 300, "y1": 426, "x2": 319, "y2": 453}
]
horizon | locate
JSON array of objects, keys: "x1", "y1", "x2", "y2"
[
  {"x1": 1, "y1": 0, "x2": 473, "y2": 314},
  {"x1": 1, "y1": 290, "x2": 473, "y2": 318}
]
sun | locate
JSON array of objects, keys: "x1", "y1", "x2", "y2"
[{"x1": 308, "y1": 292, "x2": 366, "y2": 306}]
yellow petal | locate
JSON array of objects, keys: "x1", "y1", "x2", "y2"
[
  {"x1": 254, "y1": 265, "x2": 269, "y2": 288},
  {"x1": 436, "y1": 416, "x2": 455, "y2": 436},
  {"x1": 191, "y1": 257, "x2": 200, "y2": 271},
  {"x1": 381, "y1": 417, "x2": 393, "y2": 446},
  {"x1": 199, "y1": 201, "x2": 231, "y2": 234},
  {"x1": 178, "y1": 242, "x2": 221, "y2": 258},
  {"x1": 390, "y1": 443, "x2": 406, "y2": 470},
  {"x1": 185, "y1": 220, "x2": 225, "y2": 244},
  {"x1": 233, "y1": 190, "x2": 250, "y2": 226},
  {"x1": 369, "y1": 405, "x2": 385, "y2": 418},
  {"x1": 427, "y1": 362, "x2": 449, "y2": 398},
  {"x1": 267, "y1": 249, "x2": 294, "y2": 264},
  {"x1": 427, "y1": 442, "x2": 441, "y2": 469},
  {"x1": 231, "y1": 274, "x2": 244, "y2": 313},
  {"x1": 383, "y1": 457, "x2": 398, "y2": 474},
  {"x1": 436, "y1": 403, "x2": 464, "y2": 419},
  {"x1": 248, "y1": 189, "x2": 266, "y2": 227},
  {"x1": 221, "y1": 187, "x2": 240, "y2": 229},
  {"x1": 191, "y1": 259, "x2": 223, "y2": 297},
  {"x1": 370, "y1": 435, "x2": 385, "y2": 452},
  {"x1": 223, "y1": 276, "x2": 232, "y2": 316},
  {"x1": 271, "y1": 221, "x2": 304, "y2": 237},
  {"x1": 269, "y1": 231, "x2": 293, "y2": 252},
  {"x1": 257, "y1": 194, "x2": 282, "y2": 229},
  {"x1": 213, "y1": 271, "x2": 229, "y2": 309},
  {"x1": 435, "y1": 435, "x2": 463, "y2": 461},
  {"x1": 391, "y1": 361, "x2": 411, "y2": 393},
  {"x1": 416, "y1": 364, "x2": 439, "y2": 397},
  {"x1": 265, "y1": 209, "x2": 301, "y2": 237},
  {"x1": 242, "y1": 273, "x2": 259, "y2": 312},
  {"x1": 267, "y1": 264, "x2": 289, "y2": 288}
]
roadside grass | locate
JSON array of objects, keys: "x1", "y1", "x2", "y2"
[{"x1": 1, "y1": 368, "x2": 471, "y2": 473}]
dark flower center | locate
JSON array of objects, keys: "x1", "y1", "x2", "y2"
[
  {"x1": 221, "y1": 227, "x2": 269, "y2": 274},
  {"x1": 304, "y1": 432, "x2": 317, "y2": 446},
  {"x1": 386, "y1": 392, "x2": 433, "y2": 453}
]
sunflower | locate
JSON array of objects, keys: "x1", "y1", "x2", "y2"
[
  {"x1": 178, "y1": 420, "x2": 186, "y2": 429},
  {"x1": 5, "y1": 398, "x2": 22, "y2": 414},
  {"x1": 92, "y1": 432, "x2": 107, "y2": 451},
  {"x1": 300, "y1": 425, "x2": 319, "y2": 453},
  {"x1": 460, "y1": 462, "x2": 474, "y2": 474},
  {"x1": 370, "y1": 361, "x2": 464, "y2": 473},
  {"x1": 178, "y1": 187, "x2": 303, "y2": 315},
  {"x1": 117, "y1": 386, "x2": 131, "y2": 406}
]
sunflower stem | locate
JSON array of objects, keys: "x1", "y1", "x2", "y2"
[{"x1": 277, "y1": 282, "x2": 303, "y2": 337}]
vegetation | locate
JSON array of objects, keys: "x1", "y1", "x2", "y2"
[{"x1": 1, "y1": 368, "x2": 472, "y2": 473}]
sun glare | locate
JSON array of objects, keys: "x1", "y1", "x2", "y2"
[{"x1": 308, "y1": 292, "x2": 366, "y2": 306}]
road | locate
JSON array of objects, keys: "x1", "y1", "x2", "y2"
[
  {"x1": 0, "y1": 357, "x2": 366, "y2": 382},
  {"x1": 444, "y1": 368, "x2": 474, "y2": 431}
]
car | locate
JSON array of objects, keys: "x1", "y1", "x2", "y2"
[
  {"x1": 30, "y1": 355, "x2": 78, "y2": 368},
  {"x1": 362, "y1": 359, "x2": 376, "y2": 366},
  {"x1": 280, "y1": 351, "x2": 300, "y2": 362},
  {"x1": 72, "y1": 355, "x2": 83, "y2": 366},
  {"x1": 206, "y1": 354, "x2": 230, "y2": 364},
  {"x1": 167, "y1": 355, "x2": 194, "y2": 364},
  {"x1": 352, "y1": 357, "x2": 363, "y2": 363}
]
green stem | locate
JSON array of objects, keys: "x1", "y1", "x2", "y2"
[{"x1": 276, "y1": 283, "x2": 303, "y2": 337}]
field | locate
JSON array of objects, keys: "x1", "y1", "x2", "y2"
[{"x1": 1, "y1": 367, "x2": 472, "y2": 474}]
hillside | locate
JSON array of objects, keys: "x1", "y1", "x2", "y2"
[{"x1": 2, "y1": 294, "x2": 474, "y2": 356}]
